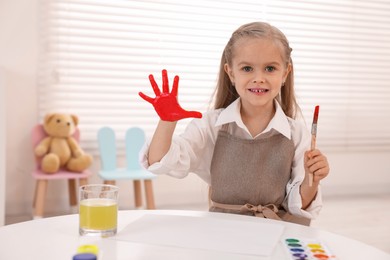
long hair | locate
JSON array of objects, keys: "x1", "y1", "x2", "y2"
[{"x1": 212, "y1": 22, "x2": 300, "y2": 119}]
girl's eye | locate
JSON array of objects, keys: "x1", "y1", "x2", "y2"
[
  {"x1": 265, "y1": 66, "x2": 276, "y2": 72},
  {"x1": 242, "y1": 66, "x2": 253, "y2": 72}
]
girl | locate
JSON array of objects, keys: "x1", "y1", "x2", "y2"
[{"x1": 139, "y1": 21, "x2": 330, "y2": 225}]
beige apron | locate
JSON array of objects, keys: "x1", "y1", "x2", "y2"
[{"x1": 209, "y1": 124, "x2": 310, "y2": 226}]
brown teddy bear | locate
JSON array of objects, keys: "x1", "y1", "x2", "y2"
[{"x1": 34, "y1": 113, "x2": 93, "y2": 174}]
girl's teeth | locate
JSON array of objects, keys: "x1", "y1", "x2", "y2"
[{"x1": 250, "y1": 89, "x2": 267, "y2": 93}]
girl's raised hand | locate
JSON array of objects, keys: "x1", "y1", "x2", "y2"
[{"x1": 139, "y1": 69, "x2": 202, "y2": 122}]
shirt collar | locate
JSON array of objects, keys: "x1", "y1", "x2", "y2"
[
  {"x1": 215, "y1": 98, "x2": 291, "y2": 139},
  {"x1": 215, "y1": 98, "x2": 243, "y2": 127}
]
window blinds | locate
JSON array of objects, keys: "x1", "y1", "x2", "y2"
[{"x1": 38, "y1": 0, "x2": 390, "y2": 153}]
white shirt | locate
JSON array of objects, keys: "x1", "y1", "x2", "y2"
[{"x1": 142, "y1": 98, "x2": 322, "y2": 219}]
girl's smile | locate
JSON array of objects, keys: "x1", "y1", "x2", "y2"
[{"x1": 248, "y1": 87, "x2": 269, "y2": 94}]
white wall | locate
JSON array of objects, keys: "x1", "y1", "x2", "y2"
[
  {"x1": 1, "y1": 0, "x2": 389, "y2": 219},
  {"x1": 0, "y1": 0, "x2": 39, "y2": 218},
  {"x1": 0, "y1": 69, "x2": 5, "y2": 225}
]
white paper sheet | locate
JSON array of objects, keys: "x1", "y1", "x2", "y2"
[{"x1": 112, "y1": 214, "x2": 284, "y2": 256}]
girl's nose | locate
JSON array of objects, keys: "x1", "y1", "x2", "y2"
[
  {"x1": 252, "y1": 77, "x2": 265, "y2": 84},
  {"x1": 252, "y1": 71, "x2": 265, "y2": 83}
]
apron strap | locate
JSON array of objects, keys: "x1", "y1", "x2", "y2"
[{"x1": 211, "y1": 200, "x2": 282, "y2": 221}]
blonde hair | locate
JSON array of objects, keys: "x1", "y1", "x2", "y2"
[{"x1": 212, "y1": 21, "x2": 300, "y2": 119}]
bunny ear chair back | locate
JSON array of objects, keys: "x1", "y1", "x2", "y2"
[{"x1": 97, "y1": 126, "x2": 156, "y2": 209}]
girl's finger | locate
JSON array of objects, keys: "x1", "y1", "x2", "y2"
[
  {"x1": 149, "y1": 74, "x2": 161, "y2": 96},
  {"x1": 138, "y1": 92, "x2": 154, "y2": 104},
  {"x1": 162, "y1": 69, "x2": 169, "y2": 93}
]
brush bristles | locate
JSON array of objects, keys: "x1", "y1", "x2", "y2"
[{"x1": 313, "y1": 105, "x2": 320, "y2": 124}]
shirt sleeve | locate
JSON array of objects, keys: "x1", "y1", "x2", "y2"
[
  {"x1": 283, "y1": 119, "x2": 323, "y2": 219},
  {"x1": 140, "y1": 112, "x2": 219, "y2": 184}
]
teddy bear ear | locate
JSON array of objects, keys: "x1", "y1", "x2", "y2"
[
  {"x1": 71, "y1": 114, "x2": 79, "y2": 126},
  {"x1": 44, "y1": 113, "x2": 56, "y2": 124}
]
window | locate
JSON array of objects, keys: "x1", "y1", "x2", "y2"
[{"x1": 38, "y1": 0, "x2": 390, "y2": 153}]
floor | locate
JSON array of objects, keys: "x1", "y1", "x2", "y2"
[
  {"x1": 5, "y1": 193, "x2": 390, "y2": 254},
  {"x1": 311, "y1": 193, "x2": 390, "y2": 254}
]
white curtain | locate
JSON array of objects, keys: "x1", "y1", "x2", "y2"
[{"x1": 37, "y1": 0, "x2": 390, "y2": 153}]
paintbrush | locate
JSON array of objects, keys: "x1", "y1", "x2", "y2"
[{"x1": 309, "y1": 105, "x2": 320, "y2": 187}]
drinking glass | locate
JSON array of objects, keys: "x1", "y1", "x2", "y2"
[{"x1": 79, "y1": 184, "x2": 119, "y2": 237}]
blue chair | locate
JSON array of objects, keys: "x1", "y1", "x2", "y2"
[{"x1": 97, "y1": 127, "x2": 156, "y2": 209}]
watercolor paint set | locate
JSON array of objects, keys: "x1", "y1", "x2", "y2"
[{"x1": 283, "y1": 237, "x2": 337, "y2": 260}]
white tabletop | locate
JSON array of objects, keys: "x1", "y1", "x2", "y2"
[{"x1": 0, "y1": 210, "x2": 389, "y2": 260}]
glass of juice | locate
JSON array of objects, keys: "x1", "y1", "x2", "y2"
[{"x1": 79, "y1": 184, "x2": 119, "y2": 237}]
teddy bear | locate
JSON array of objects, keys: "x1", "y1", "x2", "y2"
[{"x1": 34, "y1": 113, "x2": 93, "y2": 174}]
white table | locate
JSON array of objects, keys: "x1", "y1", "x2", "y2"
[{"x1": 0, "y1": 210, "x2": 389, "y2": 260}]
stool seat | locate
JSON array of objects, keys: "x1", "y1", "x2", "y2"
[{"x1": 32, "y1": 169, "x2": 91, "y2": 180}]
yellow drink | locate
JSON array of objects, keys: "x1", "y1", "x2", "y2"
[{"x1": 79, "y1": 198, "x2": 118, "y2": 231}]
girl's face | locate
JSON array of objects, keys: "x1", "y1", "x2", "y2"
[{"x1": 224, "y1": 37, "x2": 291, "y2": 113}]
